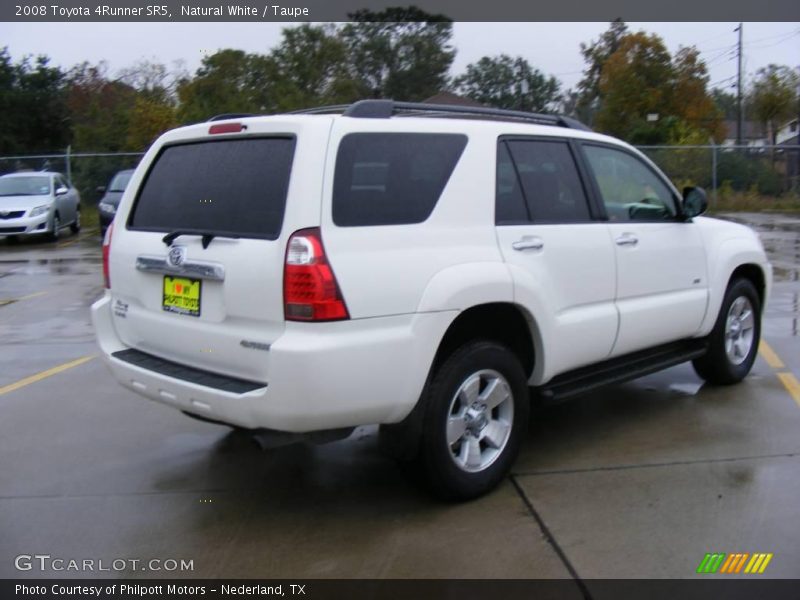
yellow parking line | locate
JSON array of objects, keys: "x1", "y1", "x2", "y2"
[
  {"x1": 0, "y1": 355, "x2": 95, "y2": 396},
  {"x1": 0, "y1": 291, "x2": 47, "y2": 306},
  {"x1": 759, "y1": 341, "x2": 785, "y2": 369},
  {"x1": 776, "y1": 372, "x2": 800, "y2": 408}
]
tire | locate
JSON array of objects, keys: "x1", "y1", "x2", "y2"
[
  {"x1": 693, "y1": 278, "x2": 761, "y2": 385},
  {"x1": 70, "y1": 208, "x2": 81, "y2": 233},
  {"x1": 48, "y1": 213, "x2": 61, "y2": 242},
  {"x1": 418, "y1": 340, "x2": 529, "y2": 500}
]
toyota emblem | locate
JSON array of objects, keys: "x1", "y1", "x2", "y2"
[{"x1": 167, "y1": 245, "x2": 187, "y2": 267}]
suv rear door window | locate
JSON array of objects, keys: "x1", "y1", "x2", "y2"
[
  {"x1": 502, "y1": 139, "x2": 592, "y2": 223},
  {"x1": 333, "y1": 133, "x2": 467, "y2": 227},
  {"x1": 128, "y1": 137, "x2": 296, "y2": 239}
]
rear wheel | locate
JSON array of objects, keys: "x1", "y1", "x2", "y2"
[
  {"x1": 693, "y1": 278, "x2": 761, "y2": 385},
  {"x1": 418, "y1": 340, "x2": 529, "y2": 500}
]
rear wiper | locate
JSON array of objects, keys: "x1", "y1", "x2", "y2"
[{"x1": 162, "y1": 230, "x2": 240, "y2": 249}]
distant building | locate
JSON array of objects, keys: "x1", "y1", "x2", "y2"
[
  {"x1": 776, "y1": 118, "x2": 799, "y2": 146},
  {"x1": 721, "y1": 120, "x2": 769, "y2": 147}
]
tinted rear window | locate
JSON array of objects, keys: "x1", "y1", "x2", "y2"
[
  {"x1": 128, "y1": 137, "x2": 295, "y2": 239},
  {"x1": 333, "y1": 133, "x2": 467, "y2": 227}
]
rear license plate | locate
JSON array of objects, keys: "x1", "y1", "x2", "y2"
[{"x1": 163, "y1": 276, "x2": 201, "y2": 317}]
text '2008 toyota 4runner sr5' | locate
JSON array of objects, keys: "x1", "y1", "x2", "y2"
[{"x1": 92, "y1": 100, "x2": 772, "y2": 500}]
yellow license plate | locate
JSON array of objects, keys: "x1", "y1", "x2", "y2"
[{"x1": 163, "y1": 276, "x2": 201, "y2": 317}]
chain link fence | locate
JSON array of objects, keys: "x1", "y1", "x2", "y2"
[
  {"x1": 0, "y1": 150, "x2": 144, "y2": 207},
  {"x1": 1, "y1": 145, "x2": 799, "y2": 209},
  {"x1": 637, "y1": 145, "x2": 800, "y2": 208}
]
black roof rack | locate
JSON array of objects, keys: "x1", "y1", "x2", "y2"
[{"x1": 293, "y1": 99, "x2": 592, "y2": 131}]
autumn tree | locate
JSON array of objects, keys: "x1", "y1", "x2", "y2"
[
  {"x1": 453, "y1": 55, "x2": 561, "y2": 112},
  {"x1": 748, "y1": 64, "x2": 799, "y2": 145},
  {"x1": 341, "y1": 7, "x2": 455, "y2": 101},
  {"x1": 595, "y1": 32, "x2": 722, "y2": 143},
  {"x1": 575, "y1": 20, "x2": 628, "y2": 124}
]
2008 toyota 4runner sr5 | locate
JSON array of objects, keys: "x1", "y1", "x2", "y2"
[{"x1": 92, "y1": 100, "x2": 771, "y2": 500}]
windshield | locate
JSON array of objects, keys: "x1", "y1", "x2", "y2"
[
  {"x1": 0, "y1": 176, "x2": 51, "y2": 197},
  {"x1": 108, "y1": 171, "x2": 133, "y2": 192}
]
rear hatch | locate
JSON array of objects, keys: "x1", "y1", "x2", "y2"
[{"x1": 108, "y1": 117, "x2": 332, "y2": 383}]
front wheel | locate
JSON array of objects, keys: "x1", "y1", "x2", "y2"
[
  {"x1": 70, "y1": 208, "x2": 81, "y2": 233},
  {"x1": 418, "y1": 340, "x2": 529, "y2": 500},
  {"x1": 693, "y1": 278, "x2": 761, "y2": 385},
  {"x1": 48, "y1": 213, "x2": 61, "y2": 242}
]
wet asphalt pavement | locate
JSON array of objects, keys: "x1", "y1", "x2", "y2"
[{"x1": 1, "y1": 214, "x2": 799, "y2": 583}]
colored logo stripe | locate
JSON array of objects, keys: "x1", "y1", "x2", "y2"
[
  {"x1": 697, "y1": 553, "x2": 726, "y2": 573},
  {"x1": 698, "y1": 553, "x2": 773, "y2": 574},
  {"x1": 744, "y1": 553, "x2": 774, "y2": 574}
]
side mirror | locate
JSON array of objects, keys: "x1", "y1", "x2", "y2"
[
  {"x1": 96, "y1": 186, "x2": 106, "y2": 194},
  {"x1": 55, "y1": 186, "x2": 69, "y2": 196},
  {"x1": 682, "y1": 186, "x2": 707, "y2": 218}
]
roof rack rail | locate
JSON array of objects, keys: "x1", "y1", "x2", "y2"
[
  {"x1": 207, "y1": 113, "x2": 256, "y2": 122},
  {"x1": 335, "y1": 99, "x2": 592, "y2": 131}
]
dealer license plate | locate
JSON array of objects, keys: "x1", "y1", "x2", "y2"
[{"x1": 163, "y1": 276, "x2": 201, "y2": 317}]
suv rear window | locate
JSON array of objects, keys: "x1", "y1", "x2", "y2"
[
  {"x1": 333, "y1": 133, "x2": 467, "y2": 227},
  {"x1": 128, "y1": 137, "x2": 296, "y2": 239}
]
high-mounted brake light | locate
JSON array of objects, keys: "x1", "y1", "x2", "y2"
[
  {"x1": 102, "y1": 222, "x2": 113, "y2": 289},
  {"x1": 208, "y1": 122, "x2": 245, "y2": 135},
  {"x1": 284, "y1": 228, "x2": 349, "y2": 322}
]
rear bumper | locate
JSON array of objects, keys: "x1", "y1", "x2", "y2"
[{"x1": 91, "y1": 293, "x2": 455, "y2": 432}]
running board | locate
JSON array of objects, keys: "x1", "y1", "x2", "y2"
[{"x1": 534, "y1": 339, "x2": 708, "y2": 403}]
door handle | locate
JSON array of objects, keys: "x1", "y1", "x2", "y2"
[
  {"x1": 512, "y1": 237, "x2": 544, "y2": 251},
  {"x1": 615, "y1": 233, "x2": 638, "y2": 247}
]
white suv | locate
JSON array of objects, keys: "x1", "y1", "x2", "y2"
[{"x1": 92, "y1": 100, "x2": 771, "y2": 499}]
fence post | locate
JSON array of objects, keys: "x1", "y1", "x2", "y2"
[
  {"x1": 710, "y1": 141, "x2": 718, "y2": 209},
  {"x1": 65, "y1": 145, "x2": 72, "y2": 185}
]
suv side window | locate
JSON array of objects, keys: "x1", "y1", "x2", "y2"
[
  {"x1": 496, "y1": 139, "x2": 592, "y2": 224},
  {"x1": 495, "y1": 142, "x2": 529, "y2": 224},
  {"x1": 333, "y1": 133, "x2": 467, "y2": 227},
  {"x1": 582, "y1": 144, "x2": 678, "y2": 222}
]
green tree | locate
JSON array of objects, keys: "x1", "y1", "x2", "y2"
[
  {"x1": 748, "y1": 64, "x2": 799, "y2": 145},
  {"x1": 453, "y1": 55, "x2": 561, "y2": 112},
  {"x1": 711, "y1": 88, "x2": 737, "y2": 121},
  {"x1": 341, "y1": 7, "x2": 455, "y2": 100},
  {"x1": 575, "y1": 20, "x2": 628, "y2": 124},
  {"x1": 176, "y1": 50, "x2": 278, "y2": 123},
  {"x1": 268, "y1": 24, "x2": 360, "y2": 110},
  {"x1": 0, "y1": 47, "x2": 70, "y2": 155}
]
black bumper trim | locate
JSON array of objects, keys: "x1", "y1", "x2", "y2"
[{"x1": 111, "y1": 348, "x2": 266, "y2": 394}]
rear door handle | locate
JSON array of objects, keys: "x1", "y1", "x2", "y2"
[
  {"x1": 512, "y1": 236, "x2": 544, "y2": 251},
  {"x1": 615, "y1": 233, "x2": 638, "y2": 247}
]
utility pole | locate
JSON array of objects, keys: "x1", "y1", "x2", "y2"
[{"x1": 735, "y1": 23, "x2": 743, "y2": 146}]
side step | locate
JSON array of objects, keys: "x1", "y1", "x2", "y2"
[{"x1": 534, "y1": 339, "x2": 708, "y2": 403}]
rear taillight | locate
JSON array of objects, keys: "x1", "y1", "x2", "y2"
[
  {"x1": 284, "y1": 228, "x2": 349, "y2": 322},
  {"x1": 102, "y1": 222, "x2": 113, "y2": 289}
]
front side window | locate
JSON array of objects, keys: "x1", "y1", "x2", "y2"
[
  {"x1": 333, "y1": 133, "x2": 467, "y2": 227},
  {"x1": 583, "y1": 145, "x2": 678, "y2": 222}
]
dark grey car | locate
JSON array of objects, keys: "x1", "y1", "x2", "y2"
[{"x1": 97, "y1": 169, "x2": 134, "y2": 237}]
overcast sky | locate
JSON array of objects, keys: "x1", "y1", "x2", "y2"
[{"x1": 2, "y1": 21, "x2": 798, "y2": 92}]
